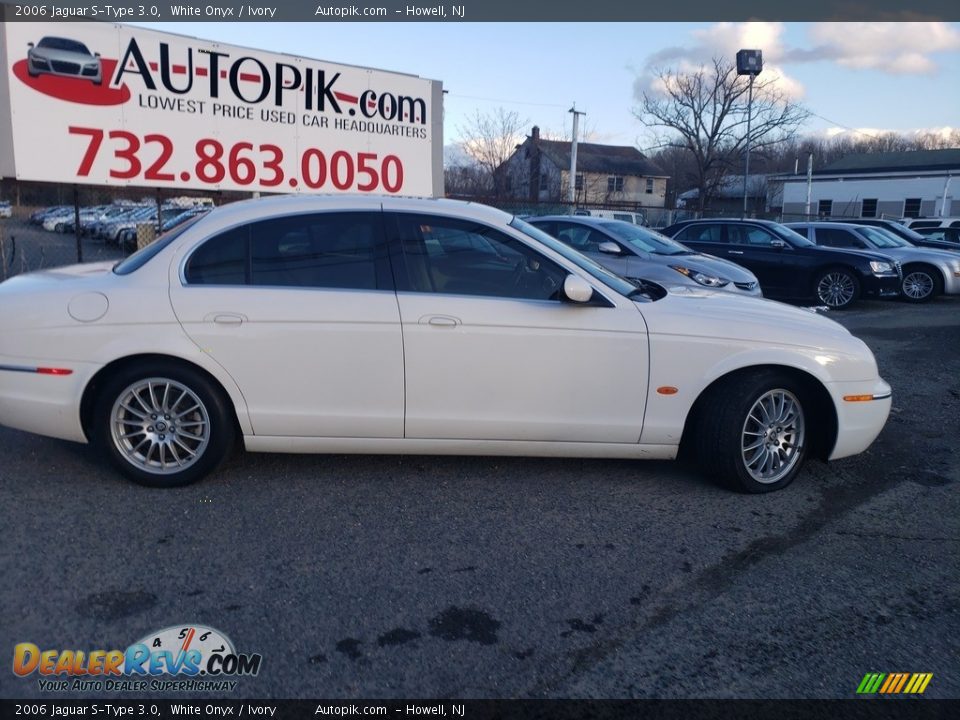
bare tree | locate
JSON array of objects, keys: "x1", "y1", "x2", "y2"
[
  {"x1": 456, "y1": 108, "x2": 528, "y2": 198},
  {"x1": 634, "y1": 58, "x2": 810, "y2": 210}
]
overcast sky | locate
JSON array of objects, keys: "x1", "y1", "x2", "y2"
[{"x1": 133, "y1": 21, "x2": 960, "y2": 151}]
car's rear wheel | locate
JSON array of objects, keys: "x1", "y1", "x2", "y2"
[
  {"x1": 692, "y1": 370, "x2": 809, "y2": 493},
  {"x1": 92, "y1": 362, "x2": 235, "y2": 487},
  {"x1": 900, "y1": 265, "x2": 942, "y2": 303},
  {"x1": 814, "y1": 267, "x2": 860, "y2": 309}
]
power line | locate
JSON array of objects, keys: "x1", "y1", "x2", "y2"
[{"x1": 807, "y1": 112, "x2": 886, "y2": 140}]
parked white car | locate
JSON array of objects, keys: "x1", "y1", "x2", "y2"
[{"x1": 0, "y1": 196, "x2": 891, "y2": 492}]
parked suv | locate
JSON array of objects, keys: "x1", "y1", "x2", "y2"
[{"x1": 661, "y1": 219, "x2": 901, "y2": 309}]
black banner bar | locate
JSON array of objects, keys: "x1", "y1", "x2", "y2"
[
  {"x1": 0, "y1": 700, "x2": 958, "y2": 720},
  {"x1": 1, "y1": 0, "x2": 958, "y2": 22}
]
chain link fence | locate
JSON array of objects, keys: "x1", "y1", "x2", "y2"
[{"x1": 0, "y1": 180, "x2": 247, "y2": 280}]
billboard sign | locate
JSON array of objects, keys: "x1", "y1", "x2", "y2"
[{"x1": 0, "y1": 23, "x2": 443, "y2": 196}]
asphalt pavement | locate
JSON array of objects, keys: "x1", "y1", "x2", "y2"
[{"x1": 1, "y1": 296, "x2": 957, "y2": 700}]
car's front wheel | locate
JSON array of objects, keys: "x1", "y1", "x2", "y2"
[
  {"x1": 92, "y1": 362, "x2": 235, "y2": 487},
  {"x1": 900, "y1": 265, "x2": 942, "y2": 303},
  {"x1": 692, "y1": 370, "x2": 809, "y2": 493},
  {"x1": 814, "y1": 267, "x2": 860, "y2": 309}
]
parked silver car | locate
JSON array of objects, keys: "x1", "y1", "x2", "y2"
[
  {"x1": 786, "y1": 222, "x2": 960, "y2": 303},
  {"x1": 529, "y1": 216, "x2": 762, "y2": 296},
  {"x1": 27, "y1": 37, "x2": 102, "y2": 85}
]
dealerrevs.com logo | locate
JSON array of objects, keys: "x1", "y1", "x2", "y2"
[{"x1": 13, "y1": 625, "x2": 262, "y2": 693}]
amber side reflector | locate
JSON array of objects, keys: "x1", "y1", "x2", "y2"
[
  {"x1": 36, "y1": 367, "x2": 73, "y2": 376},
  {"x1": 843, "y1": 394, "x2": 874, "y2": 402},
  {"x1": 657, "y1": 386, "x2": 679, "y2": 395}
]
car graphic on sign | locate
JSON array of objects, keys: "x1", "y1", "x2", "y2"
[{"x1": 27, "y1": 37, "x2": 102, "y2": 85}]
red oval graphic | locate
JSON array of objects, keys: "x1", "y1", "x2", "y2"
[{"x1": 13, "y1": 58, "x2": 130, "y2": 106}]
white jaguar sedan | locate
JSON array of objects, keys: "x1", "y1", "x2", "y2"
[{"x1": 0, "y1": 196, "x2": 891, "y2": 492}]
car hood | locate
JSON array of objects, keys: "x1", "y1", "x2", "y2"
[
  {"x1": 31, "y1": 48, "x2": 96, "y2": 62},
  {"x1": 916, "y1": 240, "x2": 960, "y2": 253},
  {"x1": 640, "y1": 286, "x2": 855, "y2": 347},
  {"x1": 872, "y1": 246, "x2": 960, "y2": 266},
  {"x1": 808, "y1": 245, "x2": 894, "y2": 264},
  {"x1": 666, "y1": 252, "x2": 758, "y2": 282}
]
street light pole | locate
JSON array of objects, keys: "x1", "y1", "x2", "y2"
[
  {"x1": 736, "y1": 49, "x2": 763, "y2": 220},
  {"x1": 742, "y1": 73, "x2": 754, "y2": 219}
]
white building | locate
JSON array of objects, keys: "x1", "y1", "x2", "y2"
[{"x1": 774, "y1": 149, "x2": 959, "y2": 220}]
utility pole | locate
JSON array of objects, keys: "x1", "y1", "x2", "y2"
[
  {"x1": 804, "y1": 153, "x2": 814, "y2": 218},
  {"x1": 568, "y1": 104, "x2": 586, "y2": 208}
]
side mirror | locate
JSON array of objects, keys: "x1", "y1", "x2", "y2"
[
  {"x1": 598, "y1": 241, "x2": 621, "y2": 255},
  {"x1": 563, "y1": 274, "x2": 594, "y2": 303},
  {"x1": 27, "y1": 42, "x2": 34, "y2": 49},
  {"x1": 771, "y1": 239, "x2": 787, "y2": 249},
  {"x1": 95, "y1": 52, "x2": 101, "y2": 57}
]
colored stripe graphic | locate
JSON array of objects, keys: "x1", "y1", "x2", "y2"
[
  {"x1": 857, "y1": 672, "x2": 932, "y2": 694},
  {"x1": 893, "y1": 673, "x2": 909, "y2": 693}
]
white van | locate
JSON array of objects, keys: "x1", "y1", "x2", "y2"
[{"x1": 573, "y1": 209, "x2": 646, "y2": 226}]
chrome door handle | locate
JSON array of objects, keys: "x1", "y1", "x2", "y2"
[
  {"x1": 728, "y1": 250, "x2": 744, "y2": 255},
  {"x1": 423, "y1": 315, "x2": 460, "y2": 327},
  {"x1": 212, "y1": 313, "x2": 245, "y2": 325}
]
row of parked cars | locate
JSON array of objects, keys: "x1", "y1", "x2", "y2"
[
  {"x1": 526, "y1": 215, "x2": 960, "y2": 309},
  {"x1": 27, "y1": 201, "x2": 212, "y2": 249}
]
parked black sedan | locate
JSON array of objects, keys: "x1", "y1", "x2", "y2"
[{"x1": 660, "y1": 219, "x2": 901, "y2": 309}]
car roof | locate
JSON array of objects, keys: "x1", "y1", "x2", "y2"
[
  {"x1": 528, "y1": 215, "x2": 615, "y2": 226},
  {"x1": 786, "y1": 221, "x2": 864, "y2": 229},
  {"x1": 672, "y1": 218, "x2": 781, "y2": 226},
  {"x1": 194, "y1": 194, "x2": 515, "y2": 229}
]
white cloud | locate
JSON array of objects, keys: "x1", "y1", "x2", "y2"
[
  {"x1": 637, "y1": 22, "x2": 805, "y2": 101},
  {"x1": 815, "y1": 125, "x2": 958, "y2": 141},
  {"x1": 636, "y1": 21, "x2": 960, "y2": 105},
  {"x1": 800, "y1": 22, "x2": 960, "y2": 75}
]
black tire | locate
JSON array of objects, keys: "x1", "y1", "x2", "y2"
[
  {"x1": 91, "y1": 361, "x2": 235, "y2": 488},
  {"x1": 813, "y1": 267, "x2": 860, "y2": 309},
  {"x1": 691, "y1": 370, "x2": 810, "y2": 493},
  {"x1": 900, "y1": 265, "x2": 942, "y2": 304}
]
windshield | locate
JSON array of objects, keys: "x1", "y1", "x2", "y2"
[
  {"x1": 113, "y1": 215, "x2": 205, "y2": 276},
  {"x1": 510, "y1": 217, "x2": 639, "y2": 298},
  {"x1": 890, "y1": 223, "x2": 926, "y2": 242},
  {"x1": 769, "y1": 223, "x2": 816, "y2": 247},
  {"x1": 38, "y1": 37, "x2": 91, "y2": 54},
  {"x1": 860, "y1": 226, "x2": 907, "y2": 248},
  {"x1": 598, "y1": 221, "x2": 690, "y2": 256}
]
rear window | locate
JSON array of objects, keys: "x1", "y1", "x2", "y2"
[{"x1": 112, "y1": 215, "x2": 205, "y2": 276}]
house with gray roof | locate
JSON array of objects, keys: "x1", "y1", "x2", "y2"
[
  {"x1": 498, "y1": 126, "x2": 668, "y2": 207},
  {"x1": 774, "y1": 149, "x2": 959, "y2": 220}
]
